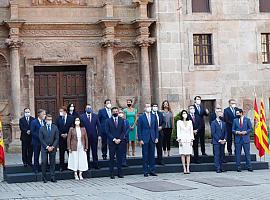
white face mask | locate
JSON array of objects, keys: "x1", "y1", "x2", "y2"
[
  {"x1": 70, "y1": 106, "x2": 74, "y2": 111},
  {"x1": 75, "y1": 121, "x2": 80, "y2": 126},
  {"x1": 145, "y1": 107, "x2": 152, "y2": 113},
  {"x1": 195, "y1": 100, "x2": 201, "y2": 105},
  {"x1": 189, "y1": 108, "x2": 195, "y2": 114},
  {"x1": 59, "y1": 112, "x2": 64, "y2": 116},
  {"x1": 106, "y1": 103, "x2": 112, "y2": 109},
  {"x1": 24, "y1": 113, "x2": 30, "y2": 117},
  {"x1": 231, "y1": 104, "x2": 236, "y2": 108},
  {"x1": 182, "y1": 114, "x2": 188, "y2": 119},
  {"x1": 152, "y1": 107, "x2": 158, "y2": 112},
  {"x1": 118, "y1": 113, "x2": 124, "y2": 118}
]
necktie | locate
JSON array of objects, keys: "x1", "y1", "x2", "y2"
[
  {"x1": 26, "y1": 117, "x2": 29, "y2": 124},
  {"x1": 41, "y1": 120, "x2": 44, "y2": 126},
  {"x1": 231, "y1": 108, "x2": 235, "y2": 116},
  {"x1": 47, "y1": 125, "x2": 51, "y2": 136},
  {"x1": 219, "y1": 121, "x2": 222, "y2": 129},
  {"x1": 240, "y1": 118, "x2": 243, "y2": 128},
  {"x1": 88, "y1": 114, "x2": 91, "y2": 123},
  {"x1": 114, "y1": 118, "x2": 118, "y2": 127},
  {"x1": 197, "y1": 105, "x2": 201, "y2": 114},
  {"x1": 62, "y1": 116, "x2": 65, "y2": 125},
  {"x1": 192, "y1": 114, "x2": 195, "y2": 122}
]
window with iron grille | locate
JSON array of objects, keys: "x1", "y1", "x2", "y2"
[
  {"x1": 259, "y1": 0, "x2": 270, "y2": 12},
  {"x1": 192, "y1": 0, "x2": 210, "y2": 13},
  {"x1": 261, "y1": 33, "x2": 270, "y2": 64},
  {"x1": 193, "y1": 34, "x2": 213, "y2": 65}
]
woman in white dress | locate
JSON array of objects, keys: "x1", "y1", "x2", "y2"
[
  {"x1": 176, "y1": 110, "x2": 194, "y2": 174},
  {"x1": 67, "y1": 117, "x2": 88, "y2": 180}
]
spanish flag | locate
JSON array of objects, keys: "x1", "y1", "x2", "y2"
[
  {"x1": 254, "y1": 98, "x2": 264, "y2": 157},
  {"x1": 259, "y1": 99, "x2": 270, "y2": 155},
  {"x1": 0, "y1": 119, "x2": 5, "y2": 166}
]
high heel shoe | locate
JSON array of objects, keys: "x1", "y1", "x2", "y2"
[
  {"x1": 79, "y1": 172, "x2": 83, "y2": 180},
  {"x1": 74, "y1": 172, "x2": 79, "y2": 180}
]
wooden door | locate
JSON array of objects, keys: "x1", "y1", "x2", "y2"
[{"x1": 34, "y1": 66, "x2": 87, "y2": 119}]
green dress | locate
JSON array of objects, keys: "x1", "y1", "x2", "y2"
[{"x1": 123, "y1": 108, "x2": 138, "y2": 142}]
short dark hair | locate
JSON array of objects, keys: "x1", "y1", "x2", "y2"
[
  {"x1": 46, "y1": 114, "x2": 52, "y2": 119},
  {"x1": 60, "y1": 106, "x2": 67, "y2": 112},
  {"x1": 67, "y1": 103, "x2": 75, "y2": 112},
  {"x1": 111, "y1": 107, "x2": 118, "y2": 112},
  {"x1": 179, "y1": 110, "x2": 190, "y2": 121},
  {"x1": 73, "y1": 117, "x2": 84, "y2": 128},
  {"x1": 236, "y1": 108, "x2": 243, "y2": 114},
  {"x1": 127, "y1": 99, "x2": 133, "y2": 103},
  {"x1": 85, "y1": 104, "x2": 91, "y2": 108},
  {"x1": 151, "y1": 103, "x2": 158, "y2": 107},
  {"x1": 37, "y1": 109, "x2": 45, "y2": 116},
  {"x1": 24, "y1": 108, "x2": 30, "y2": 112},
  {"x1": 104, "y1": 99, "x2": 111, "y2": 104},
  {"x1": 189, "y1": 105, "x2": 195, "y2": 109},
  {"x1": 194, "y1": 96, "x2": 201, "y2": 100}
]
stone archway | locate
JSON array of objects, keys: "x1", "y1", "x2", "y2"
[{"x1": 114, "y1": 50, "x2": 139, "y2": 108}]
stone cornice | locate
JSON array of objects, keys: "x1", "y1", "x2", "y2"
[
  {"x1": 133, "y1": 0, "x2": 153, "y2": 5},
  {"x1": 134, "y1": 37, "x2": 155, "y2": 47},
  {"x1": 96, "y1": 19, "x2": 121, "y2": 28},
  {"x1": 100, "y1": 38, "x2": 121, "y2": 48},
  {"x1": 3, "y1": 20, "x2": 25, "y2": 29}
]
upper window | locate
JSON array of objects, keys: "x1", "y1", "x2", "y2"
[
  {"x1": 193, "y1": 34, "x2": 213, "y2": 65},
  {"x1": 261, "y1": 33, "x2": 270, "y2": 64},
  {"x1": 192, "y1": 0, "x2": 210, "y2": 13},
  {"x1": 260, "y1": 0, "x2": 270, "y2": 12}
]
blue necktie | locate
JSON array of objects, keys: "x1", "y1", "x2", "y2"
[{"x1": 47, "y1": 125, "x2": 51, "y2": 136}]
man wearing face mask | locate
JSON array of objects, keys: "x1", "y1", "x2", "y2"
[
  {"x1": 188, "y1": 105, "x2": 202, "y2": 164},
  {"x1": 138, "y1": 103, "x2": 159, "y2": 177},
  {"x1": 56, "y1": 106, "x2": 74, "y2": 171},
  {"x1": 80, "y1": 104, "x2": 101, "y2": 169},
  {"x1": 224, "y1": 99, "x2": 238, "y2": 155},
  {"x1": 105, "y1": 107, "x2": 126, "y2": 179},
  {"x1": 193, "y1": 96, "x2": 209, "y2": 156},
  {"x1": 30, "y1": 109, "x2": 46, "y2": 173},
  {"x1": 211, "y1": 110, "x2": 227, "y2": 173},
  {"x1": 19, "y1": 108, "x2": 35, "y2": 167},
  {"x1": 98, "y1": 99, "x2": 112, "y2": 160},
  {"x1": 232, "y1": 109, "x2": 253, "y2": 172},
  {"x1": 39, "y1": 114, "x2": 59, "y2": 183},
  {"x1": 152, "y1": 103, "x2": 165, "y2": 165}
]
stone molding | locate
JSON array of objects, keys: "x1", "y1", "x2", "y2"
[
  {"x1": 134, "y1": 37, "x2": 155, "y2": 47},
  {"x1": 5, "y1": 38, "x2": 23, "y2": 49}
]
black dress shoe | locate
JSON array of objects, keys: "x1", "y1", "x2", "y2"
[
  {"x1": 110, "y1": 175, "x2": 115, "y2": 179},
  {"x1": 157, "y1": 162, "x2": 165, "y2": 166},
  {"x1": 216, "y1": 170, "x2": 222, "y2": 173},
  {"x1": 23, "y1": 164, "x2": 28, "y2": 167},
  {"x1": 34, "y1": 170, "x2": 38, "y2": 174},
  {"x1": 144, "y1": 173, "x2": 148, "y2": 177},
  {"x1": 42, "y1": 178, "x2": 48, "y2": 183},
  {"x1": 228, "y1": 152, "x2": 232, "y2": 156},
  {"x1": 118, "y1": 175, "x2": 124, "y2": 178},
  {"x1": 194, "y1": 160, "x2": 200, "y2": 164},
  {"x1": 221, "y1": 169, "x2": 226, "y2": 172},
  {"x1": 103, "y1": 156, "x2": 107, "y2": 160},
  {"x1": 122, "y1": 164, "x2": 128, "y2": 168},
  {"x1": 202, "y1": 153, "x2": 208, "y2": 156},
  {"x1": 60, "y1": 168, "x2": 64, "y2": 172},
  {"x1": 248, "y1": 168, "x2": 253, "y2": 172},
  {"x1": 237, "y1": 169, "x2": 242, "y2": 172},
  {"x1": 51, "y1": 178, "x2": 57, "y2": 183},
  {"x1": 149, "y1": 172, "x2": 158, "y2": 176}
]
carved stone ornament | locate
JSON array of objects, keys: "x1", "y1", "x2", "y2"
[
  {"x1": 32, "y1": 0, "x2": 86, "y2": 6},
  {"x1": 100, "y1": 38, "x2": 121, "y2": 48},
  {"x1": 5, "y1": 38, "x2": 23, "y2": 49},
  {"x1": 134, "y1": 37, "x2": 155, "y2": 47}
]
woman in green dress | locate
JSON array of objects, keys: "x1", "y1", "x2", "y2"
[{"x1": 123, "y1": 99, "x2": 138, "y2": 156}]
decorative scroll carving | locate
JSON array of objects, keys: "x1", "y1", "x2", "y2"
[
  {"x1": 32, "y1": 0, "x2": 86, "y2": 6},
  {"x1": 5, "y1": 38, "x2": 23, "y2": 49},
  {"x1": 134, "y1": 37, "x2": 155, "y2": 47},
  {"x1": 100, "y1": 38, "x2": 121, "y2": 48}
]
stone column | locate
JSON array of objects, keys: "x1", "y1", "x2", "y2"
[{"x1": 135, "y1": 37, "x2": 155, "y2": 110}]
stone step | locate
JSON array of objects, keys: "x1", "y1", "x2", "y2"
[
  {"x1": 4, "y1": 161, "x2": 269, "y2": 183},
  {"x1": 3, "y1": 154, "x2": 257, "y2": 174}
]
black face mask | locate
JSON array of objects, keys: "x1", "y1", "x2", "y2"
[
  {"x1": 236, "y1": 115, "x2": 241, "y2": 118},
  {"x1": 113, "y1": 113, "x2": 118, "y2": 117},
  {"x1": 127, "y1": 104, "x2": 132, "y2": 107}
]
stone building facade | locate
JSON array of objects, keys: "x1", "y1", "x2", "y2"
[{"x1": 1, "y1": 0, "x2": 270, "y2": 149}]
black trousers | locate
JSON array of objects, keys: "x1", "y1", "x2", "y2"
[
  {"x1": 59, "y1": 139, "x2": 69, "y2": 169},
  {"x1": 21, "y1": 137, "x2": 33, "y2": 165},
  {"x1": 199, "y1": 128, "x2": 206, "y2": 154},
  {"x1": 109, "y1": 143, "x2": 123, "y2": 176},
  {"x1": 162, "y1": 128, "x2": 172, "y2": 151},
  {"x1": 101, "y1": 132, "x2": 108, "y2": 158},
  {"x1": 193, "y1": 134, "x2": 200, "y2": 161},
  {"x1": 226, "y1": 124, "x2": 234, "y2": 153},
  {"x1": 86, "y1": 137, "x2": 98, "y2": 168},
  {"x1": 41, "y1": 150, "x2": 56, "y2": 180},
  {"x1": 156, "y1": 130, "x2": 164, "y2": 163}
]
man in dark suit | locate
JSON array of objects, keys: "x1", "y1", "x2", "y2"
[
  {"x1": 211, "y1": 110, "x2": 227, "y2": 173},
  {"x1": 19, "y1": 108, "x2": 35, "y2": 167},
  {"x1": 80, "y1": 104, "x2": 101, "y2": 169},
  {"x1": 39, "y1": 114, "x2": 59, "y2": 183},
  {"x1": 152, "y1": 103, "x2": 165, "y2": 165},
  {"x1": 30, "y1": 109, "x2": 46, "y2": 173},
  {"x1": 232, "y1": 108, "x2": 253, "y2": 172},
  {"x1": 224, "y1": 99, "x2": 238, "y2": 155},
  {"x1": 138, "y1": 103, "x2": 159, "y2": 177},
  {"x1": 193, "y1": 96, "x2": 209, "y2": 156},
  {"x1": 98, "y1": 99, "x2": 112, "y2": 160},
  {"x1": 56, "y1": 106, "x2": 74, "y2": 171},
  {"x1": 105, "y1": 107, "x2": 125, "y2": 179},
  {"x1": 188, "y1": 105, "x2": 202, "y2": 163}
]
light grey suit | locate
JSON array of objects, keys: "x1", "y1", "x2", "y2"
[{"x1": 39, "y1": 124, "x2": 59, "y2": 180}]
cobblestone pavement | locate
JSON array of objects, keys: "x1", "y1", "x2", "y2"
[{"x1": 0, "y1": 143, "x2": 269, "y2": 200}]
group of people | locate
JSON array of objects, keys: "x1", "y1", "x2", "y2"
[
  {"x1": 176, "y1": 97, "x2": 253, "y2": 174},
  {"x1": 18, "y1": 96, "x2": 253, "y2": 183}
]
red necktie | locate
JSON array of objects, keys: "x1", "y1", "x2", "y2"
[
  {"x1": 192, "y1": 115, "x2": 195, "y2": 122},
  {"x1": 240, "y1": 118, "x2": 242, "y2": 128}
]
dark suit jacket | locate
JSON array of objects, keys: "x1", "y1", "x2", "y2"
[
  {"x1": 68, "y1": 111, "x2": 79, "y2": 118},
  {"x1": 224, "y1": 107, "x2": 238, "y2": 127},
  {"x1": 137, "y1": 113, "x2": 159, "y2": 144},
  {"x1": 98, "y1": 108, "x2": 110, "y2": 134},
  {"x1": 211, "y1": 119, "x2": 227, "y2": 144},
  {"x1": 39, "y1": 124, "x2": 59, "y2": 152},
  {"x1": 105, "y1": 117, "x2": 125, "y2": 145},
  {"x1": 153, "y1": 111, "x2": 165, "y2": 128},
  {"x1": 30, "y1": 118, "x2": 45, "y2": 146},
  {"x1": 188, "y1": 114, "x2": 202, "y2": 133},
  {"x1": 194, "y1": 104, "x2": 208, "y2": 128},
  {"x1": 19, "y1": 116, "x2": 35, "y2": 141},
  {"x1": 80, "y1": 113, "x2": 101, "y2": 140},
  {"x1": 56, "y1": 115, "x2": 74, "y2": 141},
  {"x1": 232, "y1": 117, "x2": 252, "y2": 144}
]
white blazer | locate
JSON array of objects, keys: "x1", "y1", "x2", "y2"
[{"x1": 176, "y1": 120, "x2": 194, "y2": 143}]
